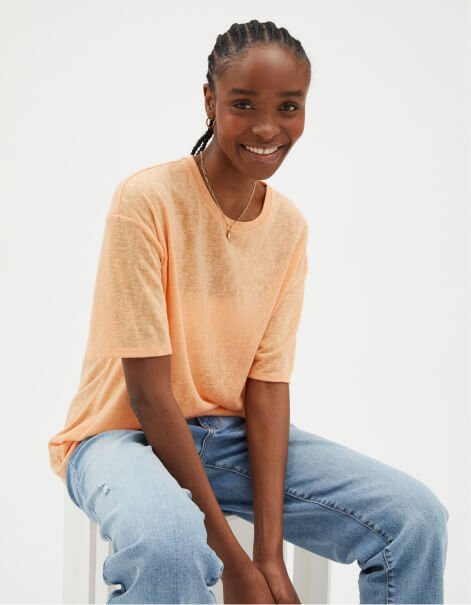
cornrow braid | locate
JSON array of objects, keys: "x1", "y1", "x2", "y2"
[
  {"x1": 191, "y1": 19, "x2": 310, "y2": 155},
  {"x1": 191, "y1": 120, "x2": 214, "y2": 156}
]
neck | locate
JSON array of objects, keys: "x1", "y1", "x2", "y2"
[{"x1": 198, "y1": 141, "x2": 262, "y2": 220}]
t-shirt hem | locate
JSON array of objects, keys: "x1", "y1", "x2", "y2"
[
  {"x1": 247, "y1": 373, "x2": 290, "y2": 383},
  {"x1": 86, "y1": 347, "x2": 172, "y2": 358}
]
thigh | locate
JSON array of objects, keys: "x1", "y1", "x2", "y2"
[
  {"x1": 66, "y1": 429, "x2": 225, "y2": 603},
  {"x1": 66, "y1": 429, "x2": 211, "y2": 552},
  {"x1": 200, "y1": 418, "x2": 448, "y2": 564}
]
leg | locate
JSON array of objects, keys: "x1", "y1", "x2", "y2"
[
  {"x1": 193, "y1": 416, "x2": 449, "y2": 604},
  {"x1": 66, "y1": 429, "x2": 224, "y2": 604}
]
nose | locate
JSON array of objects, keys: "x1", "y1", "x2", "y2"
[{"x1": 251, "y1": 114, "x2": 281, "y2": 141}]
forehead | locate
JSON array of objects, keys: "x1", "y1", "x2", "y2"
[{"x1": 216, "y1": 44, "x2": 309, "y2": 94}]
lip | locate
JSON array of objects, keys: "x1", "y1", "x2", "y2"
[{"x1": 240, "y1": 143, "x2": 285, "y2": 162}]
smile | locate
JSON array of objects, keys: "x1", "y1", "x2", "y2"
[{"x1": 241, "y1": 144, "x2": 284, "y2": 159}]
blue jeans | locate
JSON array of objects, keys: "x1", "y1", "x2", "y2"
[{"x1": 66, "y1": 416, "x2": 449, "y2": 604}]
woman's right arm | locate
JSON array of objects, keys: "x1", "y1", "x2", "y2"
[{"x1": 121, "y1": 355, "x2": 255, "y2": 582}]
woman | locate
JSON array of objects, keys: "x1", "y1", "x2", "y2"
[{"x1": 48, "y1": 19, "x2": 449, "y2": 604}]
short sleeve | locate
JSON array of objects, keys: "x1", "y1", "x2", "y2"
[
  {"x1": 247, "y1": 226, "x2": 308, "y2": 383},
  {"x1": 85, "y1": 212, "x2": 172, "y2": 358}
]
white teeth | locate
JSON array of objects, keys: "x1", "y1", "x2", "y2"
[{"x1": 244, "y1": 145, "x2": 279, "y2": 155}]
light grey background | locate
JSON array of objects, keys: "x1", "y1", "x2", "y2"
[{"x1": 0, "y1": 0, "x2": 469, "y2": 602}]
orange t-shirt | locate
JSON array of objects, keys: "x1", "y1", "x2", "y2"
[{"x1": 48, "y1": 155, "x2": 309, "y2": 482}]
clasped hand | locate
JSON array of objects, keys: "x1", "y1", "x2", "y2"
[
  {"x1": 254, "y1": 558, "x2": 302, "y2": 604},
  {"x1": 222, "y1": 556, "x2": 301, "y2": 604}
]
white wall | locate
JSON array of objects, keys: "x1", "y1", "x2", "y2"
[{"x1": 1, "y1": 0, "x2": 469, "y2": 602}]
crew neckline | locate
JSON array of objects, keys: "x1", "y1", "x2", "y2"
[{"x1": 184, "y1": 155, "x2": 272, "y2": 231}]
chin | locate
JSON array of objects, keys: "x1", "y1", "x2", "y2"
[{"x1": 254, "y1": 164, "x2": 281, "y2": 180}]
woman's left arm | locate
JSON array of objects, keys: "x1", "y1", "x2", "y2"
[{"x1": 245, "y1": 377, "x2": 290, "y2": 564}]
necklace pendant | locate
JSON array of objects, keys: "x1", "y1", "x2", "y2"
[{"x1": 226, "y1": 229, "x2": 231, "y2": 240}]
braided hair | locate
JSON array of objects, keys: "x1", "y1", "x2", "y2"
[{"x1": 191, "y1": 20, "x2": 311, "y2": 155}]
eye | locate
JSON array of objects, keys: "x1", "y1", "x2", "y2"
[
  {"x1": 281, "y1": 103, "x2": 299, "y2": 112},
  {"x1": 233, "y1": 101, "x2": 253, "y2": 110}
]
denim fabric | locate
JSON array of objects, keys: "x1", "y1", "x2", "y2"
[{"x1": 66, "y1": 416, "x2": 449, "y2": 604}]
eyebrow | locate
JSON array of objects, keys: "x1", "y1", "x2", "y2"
[{"x1": 229, "y1": 87, "x2": 305, "y2": 98}]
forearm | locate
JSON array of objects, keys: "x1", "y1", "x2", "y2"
[
  {"x1": 131, "y1": 393, "x2": 250, "y2": 572},
  {"x1": 244, "y1": 378, "x2": 290, "y2": 563}
]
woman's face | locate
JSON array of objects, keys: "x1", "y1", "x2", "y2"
[{"x1": 204, "y1": 43, "x2": 310, "y2": 180}]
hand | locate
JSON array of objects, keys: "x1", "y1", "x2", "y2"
[
  {"x1": 253, "y1": 558, "x2": 302, "y2": 604},
  {"x1": 221, "y1": 557, "x2": 277, "y2": 604}
]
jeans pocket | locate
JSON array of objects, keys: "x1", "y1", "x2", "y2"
[
  {"x1": 68, "y1": 434, "x2": 96, "y2": 466},
  {"x1": 66, "y1": 434, "x2": 103, "y2": 508}
]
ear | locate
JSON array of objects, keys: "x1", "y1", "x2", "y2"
[{"x1": 203, "y1": 83, "x2": 216, "y2": 120}]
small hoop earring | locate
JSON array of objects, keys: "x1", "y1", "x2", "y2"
[{"x1": 206, "y1": 117, "x2": 215, "y2": 129}]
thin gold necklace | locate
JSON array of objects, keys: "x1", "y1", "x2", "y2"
[{"x1": 199, "y1": 149, "x2": 257, "y2": 241}]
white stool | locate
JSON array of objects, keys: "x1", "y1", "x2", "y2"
[{"x1": 63, "y1": 490, "x2": 330, "y2": 604}]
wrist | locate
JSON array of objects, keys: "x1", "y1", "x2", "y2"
[
  {"x1": 253, "y1": 546, "x2": 285, "y2": 566},
  {"x1": 253, "y1": 523, "x2": 284, "y2": 560},
  {"x1": 221, "y1": 550, "x2": 252, "y2": 579}
]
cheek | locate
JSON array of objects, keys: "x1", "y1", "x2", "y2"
[
  {"x1": 216, "y1": 111, "x2": 246, "y2": 137},
  {"x1": 287, "y1": 115, "x2": 305, "y2": 140}
]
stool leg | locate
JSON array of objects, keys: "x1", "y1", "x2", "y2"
[
  {"x1": 293, "y1": 545, "x2": 330, "y2": 604},
  {"x1": 63, "y1": 491, "x2": 96, "y2": 603}
]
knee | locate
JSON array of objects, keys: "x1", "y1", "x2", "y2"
[
  {"x1": 173, "y1": 510, "x2": 224, "y2": 586},
  {"x1": 399, "y1": 475, "x2": 449, "y2": 536},
  {"x1": 416, "y1": 482, "x2": 449, "y2": 526},
  {"x1": 103, "y1": 525, "x2": 223, "y2": 605},
  {"x1": 113, "y1": 509, "x2": 223, "y2": 586}
]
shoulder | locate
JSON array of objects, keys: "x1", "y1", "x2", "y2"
[{"x1": 108, "y1": 156, "x2": 188, "y2": 216}]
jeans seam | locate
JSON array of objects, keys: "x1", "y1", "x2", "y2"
[
  {"x1": 383, "y1": 545, "x2": 394, "y2": 604},
  {"x1": 69, "y1": 460, "x2": 89, "y2": 515},
  {"x1": 199, "y1": 427, "x2": 215, "y2": 462},
  {"x1": 202, "y1": 461, "x2": 394, "y2": 546},
  {"x1": 67, "y1": 459, "x2": 81, "y2": 507}
]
